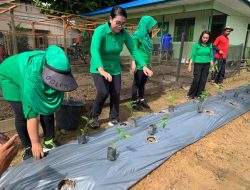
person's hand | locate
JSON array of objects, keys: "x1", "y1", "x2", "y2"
[
  {"x1": 98, "y1": 68, "x2": 112, "y2": 82},
  {"x1": 219, "y1": 50, "x2": 224, "y2": 55},
  {"x1": 188, "y1": 64, "x2": 192, "y2": 72},
  {"x1": 0, "y1": 134, "x2": 18, "y2": 176},
  {"x1": 130, "y1": 61, "x2": 137, "y2": 74},
  {"x1": 142, "y1": 66, "x2": 153, "y2": 77},
  {"x1": 31, "y1": 142, "x2": 44, "y2": 160}
]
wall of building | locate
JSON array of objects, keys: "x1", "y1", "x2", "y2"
[
  {"x1": 226, "y1": 16, "x2": 249, "y2": 45},
  {"x1": 0, "y1": 3, "x2": 79, "y2": 51}
]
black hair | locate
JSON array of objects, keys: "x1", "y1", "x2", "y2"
[
  {"x1": 110, "y1": 5, "x2": 127, "y2": 19},
  {"x1": 198, "y1": 30, "x2": 211, "y2": 45}
]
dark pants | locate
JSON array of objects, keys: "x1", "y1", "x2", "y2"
[
  {"x1": 91, "y1": 74, "x2": 121, "y2": 121},
  {"x1": 9, "y1": 101, "x2": 55, "y2": 148},
  {"x1": 131, "y1": 70, "x2": 148, "y2": 101},
  {"x1": 213, "y1": 58, "x2": 226, "y2": 84},
  {"x1": 188, "y1": 63, "x2": 210, "y2": 98}
]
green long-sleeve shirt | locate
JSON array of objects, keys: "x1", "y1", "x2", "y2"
[
  {"x1": 132, "y1": 38, "x2": 151, "y2": 70},
  {"x1": 0, "y1": 50, "x2": 64, "y2": 118},
  {"x1": 90, "y1": 22, "x2": 146, "y2": 75},
  {"x1": 190, "y1": 42, "x2": 213, "y2": 64}
]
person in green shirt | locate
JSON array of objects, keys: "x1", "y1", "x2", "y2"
[
  {"x1": 90, "y1": 6, "x2": 153, "y2": 128},
  {"x1": 130, "y1": 16, "x2": 157, "y2": 110},
  {"x1": 0, "y1": 45, "x2": 77, "y2": 160},
  {"x1": 187, "y1": 30, "x2": 214, "y2": 98}
]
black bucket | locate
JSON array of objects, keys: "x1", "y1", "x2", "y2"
[{"x1": 56, "y1": 99, "x2": 84, "y2": 131}]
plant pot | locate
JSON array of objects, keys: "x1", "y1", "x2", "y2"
[
  {"x1": 233, "y1": 91, "x2": 239, "y2": 98},
  {"x1": 148, "y1": 124, "x2": 157, "y2": 135},
  {"x1": 56, "y1": 100, "x2": 84, "y2": 131},
  {"x1": 77, "y1": 134, "x2": 87, "y2": 144},
  {"x1": 107, "y1": 146, "x2": 117, "y2": 161},
  {"x1": 130, "y1": 118, "x2": 136, "y2": 127},
  {"x1": 197, "y1": 102, "x2": 204, "y2": 113},
  {"x1": 168, "y1": 105, "x2": 174, "y2": 113},
  {"x1": 221, "y1": 95, "x2": 227, "y2": 101}
]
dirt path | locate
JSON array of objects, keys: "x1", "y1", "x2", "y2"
[{"x1": 5, "y1": 72, "x2": 250, "y2": 189}]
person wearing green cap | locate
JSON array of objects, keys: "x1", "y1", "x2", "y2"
[
  {"x1": 0, "y1": 45, "x2": 77, "y2": 160},
  {"x1": 130, "y1": 16, "x2": 157, "y2": 110},
  {"x1": 90, "y1": 6, "x2": 153, "y2": 128}
]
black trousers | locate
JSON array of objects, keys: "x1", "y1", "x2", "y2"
[
  {"x1": 9, "y1": 101, "x2": 55, "y2": 148},
  {"x1": 91, "y1": 74, "x2": 121, "y2": 121},
  {"x1": 131, "y1": 70, "x2": 148, "y2": 101},
  {"x1": 213, "y1": 58, "x2": 226, "y2": 84},
  {"x1": 188, "y1": 63, "x2": 210, "y2": 98}
]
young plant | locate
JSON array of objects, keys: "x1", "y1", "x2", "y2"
[
  {"x1": 108, "y1": 128, "x2": 131, "y2": 161},
  {"x1": 161, "y1": 117, "x2": 169, "y2": 129},
  {"x1": 198, "y1": 90, "x2": 210, "y2": 113},
  {"x1": 167, "y1": 94, "x2": 177, "y2": 105},
  {"x1": 111, "y1": 128, "x2": 131, "y2": 148},
  {"x1": 126, "y1": 102, "x2": 137, "y2": 127},
  {"x1": 167, "y1": 93, "x2": 176, "y2": 113},
  {"x1": 199, "y1": 90, "x2": 209, "y2": 102},
  {"x1": 80, "y1": 116, "x2": 92, "y2": 135},
  {"x1": 126, "y1": 102, "x2": 135, "y2": 118},
  {"x1": 77, "y1": 116, "x2": 92, "y2": 144},
  {"x1": 215, "y1": 85, "x2": 224, "y2": 94}
]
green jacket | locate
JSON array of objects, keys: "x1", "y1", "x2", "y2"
[
  {"x1": 0, "y1": 51, "x2": 64, "y2": 118},
  {"x1": 90, "y1": 22, "x2": 146, "y2": 75},
  {"x1": 190, "y1": 42, "x2": 213, "y2": 64},
  {"x1": 133, "y1": 38, "x2": 150, "y2": 68}
]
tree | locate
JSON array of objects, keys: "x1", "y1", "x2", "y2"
[{"x1": 33, "y1": 0, "x2": 134, "y2": 15}]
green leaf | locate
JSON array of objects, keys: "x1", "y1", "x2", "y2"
[{"x1": 162, "y1": 117, "x2": 168, "y2": 128}]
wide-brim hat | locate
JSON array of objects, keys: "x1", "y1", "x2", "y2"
[
  {"x1": 42, "y1": 45, "x2": 78, "y2": 92},
  {"x1": 224, "y1": 26, "x2": 234, "y2": 31}
]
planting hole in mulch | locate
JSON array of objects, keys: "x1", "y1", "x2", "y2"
[
  {"x1": 229, "y1": 101, "x2": 238, "y2": 108},
  {"x1": 147, "y1": 136, "x2": 156, "y2": 143},
  {"x1": 205, "y1": 110, "x2": 214, "y2": 115},
  {"x1": 120, "y1": 122, "x2": 127, "y2": 126},
  {"x1": 57, "y1": 179, "x2": 76, "y2": 190}
]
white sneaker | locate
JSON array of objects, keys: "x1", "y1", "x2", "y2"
[{"x1": 108, "y1": 120, "x2": 119, "y2": 127}]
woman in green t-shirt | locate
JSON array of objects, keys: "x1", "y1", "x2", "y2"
[
  {"x1": 0, "y1": 45, "x2": 77, "y2": 160},
  {"x1": 187, "y1": 30, "x2": 214, "y2": 98},
  {"x1": 130, "y1": 16, "x2": 157, "y2": 110},
  {"x1": 89, "y1": 6, "x2": 153, "y2": 127}
]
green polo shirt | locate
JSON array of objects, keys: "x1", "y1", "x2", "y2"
[
  {"x1": 190, "y1": 42, "x2": 213, "y2": 64},
  {"x1": 133, "y1": 38, "x2": 151, "y2": 70},
  {"x1": 90, "y1": 22, "x2": 146, "y2": 75}
]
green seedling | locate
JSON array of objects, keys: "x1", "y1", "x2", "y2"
[
  {"x1": 199, "y1": 90, "x2": 210, "y2": 102},
  {"x1": 215, "y1": 85, "x2": 224, "y2": 94},
  {"x1": 161, "y1": 117, "x2": 169, "y2": 129},
  {"x1": 80, "y1": 116, "x2": 93, "y2": 135},
  {"x1": 167, "y1": 94, "x2": 177, "y2": 105},
  {"x1": 126, "y1": 102, "x2": 136, "y2": 118},
  {"x1": 111, "y1": 128, "x2": 131, "y2": 148}
]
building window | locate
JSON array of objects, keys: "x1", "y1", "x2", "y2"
[
  {"x1": 157, "y1": 22, "x2": 169, "y2": 37},
  {"x1": 174, "y1": 18, "x2": 195, "y2": 42}
]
